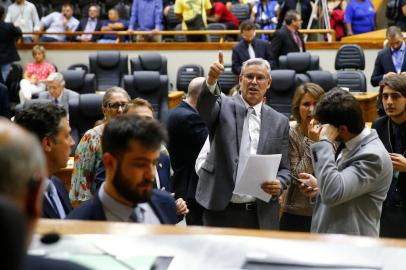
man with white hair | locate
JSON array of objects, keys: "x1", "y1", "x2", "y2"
[{"x1": 39, "y1": 72, "x2": 78, "y2": 115}]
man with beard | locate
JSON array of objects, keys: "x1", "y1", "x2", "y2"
[
  {"x1": 298, "y1": 88, "x2": 392, "y2": 237},
  {"x1": 372, "y1": 74, "x2": 406, "y2": 238},
  {"x1": 67, "y1": 115, "x2": 177, "y2": 224}
]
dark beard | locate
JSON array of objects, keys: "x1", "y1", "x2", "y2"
[{"x1": 112, "y1": 166, "x2": 153, "y2": 205}]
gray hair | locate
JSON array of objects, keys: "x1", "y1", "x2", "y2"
[
  {"x1": 47, "y1": 72, "x2": 65, "y2": 86},
  {"x1": 387, "y1": 26, "x2": 403, "y2": 39},
  {"x1": 0, "y1": 120, "x2": 46, "y2": 199},
  {"x1": 102, "y1": 86, "x2": 131, "y2": 109},
  {"x1": 240, "y1": 58, "x2": 271, "y2": 77}
]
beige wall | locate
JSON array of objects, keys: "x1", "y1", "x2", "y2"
[{"x1": 17, "y1": 48, "x2": 381, "y2": 92}]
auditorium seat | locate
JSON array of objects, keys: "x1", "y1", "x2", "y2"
[
  {"x1": 207, "y1": 23, "x2": 227, "y2": 42},
  {"x1": 278, "y1": 52, "x2": 319, "y2": 82},
  {"x1": 123, "y1": 71, "x2": 169, "y2": 124},
  {"x1": 176, "y1": 64, "x2": 204, "y2": 92},
  {"x1": 218, "y1": 64, "x2": 238, "y2": 95},
  {"x1": 335, "y1": 44, "x2": 365, "y2": 70},
  {"x1": 230, "y1": 4, "x2": 250, "y2": 23},
  {"x1": 130, "y1": 53, "x2": 168, "y2": 75},
  {"x1": 306, "y1": 70, "x2": 337, "y2": 92},
  {"x1": 335, "y1": 70, "x2": 367, "y2": 92},
  {"x1": 60, "y1": 70, "x2": 96, "y2": 94},
  {"x1": 89, "y1": 52, "x2": 128, "y2": 91},
  {"x1": 67, "y1": 63, "x2": 89, "y2": 74},
  {"x1": 266, "y1": 69, "x2": 297, "y2": 118},
  {"x1": 69, "y1": 93, "x2": 104, "y2": 148}
]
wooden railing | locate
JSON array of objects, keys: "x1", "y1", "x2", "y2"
[{"x1": 22, "y1": 28, "x2": 336, "y2": 43}]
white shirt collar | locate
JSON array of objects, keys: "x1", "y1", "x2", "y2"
[
  {"x1": 240, "y1": 94, "x2": 262, "y2": 117},
  {"x1": 99, "y1": 183, "x2": 133, "y2": 222},
  {"x1": 344, "y1": 127, "x2": 371, "y2": 152}
]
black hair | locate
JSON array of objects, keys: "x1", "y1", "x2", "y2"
[
  {"x1": 313, "y1": 89, "x2": 364, "y2": 134},
  {"x1": 14, "y1": 104, "x2": 67, "y2": 142},
  {"x1": 102, "y1": 114, "x2": 167, "y2": 157},
  {"x1": 239, "y1": 20, "x2": 256, "y2": 32}
]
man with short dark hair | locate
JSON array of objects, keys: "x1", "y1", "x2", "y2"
[
  {"x1": 231, "y1": 20, "x2": 272, "y2": 75},
  {"x1": 68, "y1": 115, "x2": 177, "y2": 224},
  {"x1": 269, "y1": 9, "x2": 305, "y2": 69},
  {"x1": 372, "y1": 74, "x2": 406, "y2": 238},
  {"x1": 371, "y1": 26, "x2": 406, "y2": 87},
  {"x1": 299, "y1": 89, "x2": 392, "y2": 237},
  {"x1": 15, "y1": 104, "x2": 74, "y2": 219}
]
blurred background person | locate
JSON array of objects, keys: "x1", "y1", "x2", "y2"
[
  {"x1": 251, "y1": 0, "x2": 279, "y2": 40},
  {"x1": 75, "y1": 4, "x2": 102, "y2": 42},
  {"x1": 129, "y1": 0, "x2": 163, "y2": 42},
  {"x1": 344, "y1": 0, "x2": 375, "y2": 36},
  {"x1": 5, "y1": 0, "x2": 40, "y2": 43},
  {"x1": 98, "y1": 8, "x2": 128, "y2": 43}
]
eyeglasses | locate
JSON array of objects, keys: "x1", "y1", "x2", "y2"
[
  {"x1": 107, "y1": 102, "x2": 128, "y2": 110},
  {"x1": 243, "y1": 74, "x2": 269, "y2": 83}
]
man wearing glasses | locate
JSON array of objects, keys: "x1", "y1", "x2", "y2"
[{"x1": 195, "y1": 53, "x2": 290, "y2": 229}]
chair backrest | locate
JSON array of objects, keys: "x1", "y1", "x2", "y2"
[
  {"x1": 89, "y1": 52, "x2": 128, "y2": 91},
  {"x1": 218, "y1": 64, "x2": 238, "y2": 95},
  {"x1": 335, "y1": 70, "x2": 367, "y2": 92},
  {"x1": 306, "y1": 70, "x2": 337, "y2": 92},
  {"x1": 67, "y1": 63, "x2": 89, "y2": 73},
  {"x1": 175, "y1": 24, "x2": 187, "y2": 42},
  {"x1": 335, "y1": 44, "x2": 365, "y2": 70},
  {"x1": 266, "y1": 69, "x2": 297, "y2": 118},
  {"x1": 176, "y1": 64, "x2": 205, "y2": 92},
  {"x1": 230, "y1": 4, "x2": 250, "y2": 22},
  {"x1": 123, "y1": 71, "x2": 169, "y2": 123},
  {"x1": 69, "y1": 93, "x2": 104, "y2": 146},
  {"x1": 278, "y1": 52, "x2": 320, "y2": 73},
  {"x1": 60, "y1": 70, "x2": 96, "y2": 94},
  {"x1": 207, "y1": 23, "x2": 226, "y2": 42},
  {"x1": 130, "y1": 53, "x2": 168, "y2": 75},
  {"x1": 167, "y1": 5, "x2": 182, "y2": 30}
]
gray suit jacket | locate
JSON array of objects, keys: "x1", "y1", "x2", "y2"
[
  {"x1": 310, "y1": 129, "x2": 392, "y2": 237},
  {"x1": 39, "y1": 88, "x2": 79, "y2": 114},
  {"x1": 196, "y1": 82, "x2": 290, "y2": 229}
]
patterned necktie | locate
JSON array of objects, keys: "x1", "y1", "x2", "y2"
[
  {"x1": 236, "y1": 107, "x2": 254, "y2": 181},
  {"x1": 54, "y1": 98, "x2": 58, "y2": 105}
]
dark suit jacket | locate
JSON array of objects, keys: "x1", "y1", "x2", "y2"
[
  {"x1": 370, "y1": 47, "x2": 406, "y2": 87},
  {"x1": 372, "y1": 115, "x2": 406, "y2": 205},
  {"x1": 232, "y1": 38, "x2": 272, "y2": 75},
  {"x1": 0, "y1": 21, "x2": 21, "y2": 66},
  {"x1": 42, "y1": 176, "x2": 73, "y2": 219},
  {"x1": 23, "y1": 255, "x2": 90, "y2": 270},
  {"x1": 0, "y1": 83, "x2": 10, "y2": 118},
  {"x1": 75, "y1": 18, "x2": 103, "y2": 42},
  {"x1": 167, "y1": 101, "x2": 208, "y2": 199},
  {"x1": 269, "y1": 25, "x2": 306, "y2": 69},
  {"x1": 38, "y1": 88, "x2": 79, "y2": 115},
  {"x1": 196, "y1": 82, "x2": 290, "y2": 229},
  {"x1": 67, "y1": 189, "x2": 177, "y2": 224}
]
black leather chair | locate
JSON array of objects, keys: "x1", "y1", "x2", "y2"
[
  {"x1": 130, "y1": 53, "x2": 168, "y2": 75},
  {"x1": 176, "y1": 64, "x2": 204, "y2": 92},
  {"x1": 89, "y1": 52, "x2": 128, "y2": 91},
  {"x1": 175, "y1": 24, "x2": 187, "y2": 42},
  {"x1": 306, "y1": 70, "x2": 337, "y2": 92},
  {"x1": 335, "y1": 70, "x2": 367, "y2": 92},
  {"x1": 230, "y1": 4, "x2": 250, "y2": 22},
  {"x1": 266, "y1": 69, "x2": 298, "y2": 118},
  {"x1": 69, "y1": 93, "x2": 104, "y2": 149},
  {"x1": 123, "y1": 71, "x2": 169, "y2": 123},
  {"x1": 207, "y1": 23, "x2": 226, "y2": 42},
  {"x1": 218, "y1": 64, "x2": 238, "y2": 95},
  {"x1": 67, "y1": 63, "x2": 89, "y2": 73},
  {"x1": 60, "y1": 70, "x2": 96, "y2": 94},
  {"x1": 335, "y1": 44, "x2": 365, "y2": 70},
  {"x1": 278, "y1": 52, "x2": 319, "y2": 82}
]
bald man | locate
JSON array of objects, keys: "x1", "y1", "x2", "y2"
[{"x1": 167, "y1": 77, "x2": 209, "y2": 225}]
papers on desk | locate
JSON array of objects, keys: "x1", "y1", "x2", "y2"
[{"x1": 234, "y1": 154, "x2": 281, "y2": 202}]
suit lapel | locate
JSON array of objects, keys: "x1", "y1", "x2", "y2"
[
  {"x1": 234, "y1": 95, "x2": 246, "y2": 154},
  {"x1": 257, "y1": 105, "x2": 271, "y2": 154},
  {"x1": 284, "y1": 26, "x2": 299, "y2": 50},
  {"x1": 149, "y1": 198, "x2": 166, "y2": 224},
  {"x1": 241, "y1": 41, "x2": 250, "y2": 60},
  {"x1": 43, "y1": 198, "x2": 59, "y2": 218},
  {"x1": 385, "y1": 48, "x2": 397, "y2": 72}
]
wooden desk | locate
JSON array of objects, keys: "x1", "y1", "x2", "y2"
[{"x1": 353, "y1": 92, "x2": 379, "y2": 122}]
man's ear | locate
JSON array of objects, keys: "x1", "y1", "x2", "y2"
[
  {"x1": 41, "y1": 136, "x2": 53, "y2": 153},
  {"x1": 338, "y1": 125, "x2": 348, "y2": 135},
  {"x1": 103, "y1": 152, "x2": 117, "y2": 179}
]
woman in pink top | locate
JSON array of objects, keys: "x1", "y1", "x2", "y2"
[{"x1": 19, "y1": 45, "x2": 56, "y2": 105}]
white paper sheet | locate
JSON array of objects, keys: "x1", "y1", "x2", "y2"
[{"x1": 234, "y1": 154, "x2": 282, "y2": 202}]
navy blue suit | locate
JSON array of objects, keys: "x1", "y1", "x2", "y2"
[
  {"x1": 371, "y1": 47, "x2": 406, "y2": 87},
  {"x1": 67, "y1": 189, "x2": 177, "y2": 224},
  {"x1": 231, "y1": 39, "x2": 272, "y2": 75},
  {"x1": 42, "y1": 176, "x2": 73, "y2": 219}
]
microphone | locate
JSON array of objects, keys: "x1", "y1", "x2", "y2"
[{"x1": 40, "y1": 232, "x2": 60, "y2": 245}]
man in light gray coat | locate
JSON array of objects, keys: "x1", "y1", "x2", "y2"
[
  {"x1": 299, "y1": 89, "x2": 392, "y2": 237},
  {"x1": 39, "y1": 72, "x2": 78, "y2": 116},
  {"x1": 196, "y1": 53, "x2": 290, "y2": 230}
]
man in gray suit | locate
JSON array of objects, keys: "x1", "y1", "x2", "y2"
[
  {"x1": 299, "y1": 89, "x2": 392, "y2": 237},
  {"x1": 196, "y1": 53, "x2": 290, "y2": 229},
  {"x1": 39, "y1": 72, "x2": 78, "y2": 115}
]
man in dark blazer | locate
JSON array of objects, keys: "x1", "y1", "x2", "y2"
[
  {"x1": 14, "y1": 104, "x2": 75, "y2": 219},
  {"x1": 371, "y1": 26, "x2": 406, "y2": 87},
  {"x1": 167, "y1": 77, "x2": 208, "y2": 225},
  {"x1": 67, "y1": 115, "x2": 178, "y2": 224},
  {"x1": 74, "y1": 4, "x2": 102, "y2": 42},
  {"x1": 0, "y1": 5, "x2": 22, "y2": 83},
  {"x1": 232, "y1": 20, "x2": 272, "y2": 76},
  {"x1": 372, "y1": 75, "x2": 406, "y2": 238},
  {"x1": 196, "y1": 53, "x2": 290, "y2": 229},
  {"x1": 269, "y1": 9, "x2": 305, "y2": 70}
]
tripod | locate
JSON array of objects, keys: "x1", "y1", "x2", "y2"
[{"x1": 305, "y1": 0, "x2": 331, "y2": 42}]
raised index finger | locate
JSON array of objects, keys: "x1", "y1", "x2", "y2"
[{"x1": 218, "y1": 51, "x2": 224, "y2": 65}]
